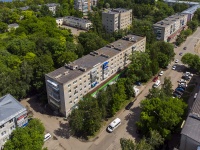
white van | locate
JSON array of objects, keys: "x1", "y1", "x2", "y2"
[
  {"x1": 107, "y1": 118, "x2": 121, "y2": 132},
  {"x1": 153, "y1": 80, "x2": 161, "y2": 88}
]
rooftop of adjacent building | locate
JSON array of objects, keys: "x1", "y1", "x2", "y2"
[
  {"x1": 182, "y1": 4, "x2": 200, "y2": 14},
  {"x1": 163, "y1": 0, "x2": 199, "y2": 5},
  {"x1": 181, "y1": 89, "x2": 200, "y2": 143},
  {"x1": 0, "y1": 94, "x2": 26, "y2": 126},
  {"x1": 63, "y1": 16, "x2": 92, "y2": 23},
  {"x1": 19, "y1": 6, "x2": 30, "y2": 11},
  {"x1": 45, "y1": 3, "x2": 59, "y2": 7},
  {"x1": 153, "y1": 13, "x2": 187, "y2": 28},
  {"x1": 102, "y1": 8, "x2": 132, "y2": 15},
  {"x1": 46, "y1": 34, "x2": 145, "y2": 84},
  {"x1": 8, "y1": 23, "x2": 19, "y2": 28}
]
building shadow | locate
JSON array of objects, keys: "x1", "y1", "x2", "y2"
[
  {"x1": 125, "y1": 106, "x2": 142, "y2": 142},
  {"x1": 54, "y1": 121, "x2": 71, "y2": 139},
  {"x1": 24, "y1": 95, "x2": 55, "y2": 116}
]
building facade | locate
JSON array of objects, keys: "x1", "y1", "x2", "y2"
[
  {"x1": 63, "y1": 16, "x2": 92, "y2": 30},
  {"x1": 74, "y1": 0, "x2": 98, "y2": 16},
  {"x1": 153, "y1": 13, "x2": 188, "y2": 42},
  {"x1": 46, "y1": 3, "x2": 59, "y2": 15},
  {"x1": 0, "y1": 94, "x2": 28, "y2": 150},
  {"x1": 45, "y1": 34, "x2": 146, "y2": 117},
  {"x1": 102, "y1": 8, "x2": 132, "y2": 33},
  {"x1": 180, "y1": 91, "x2": 200, "y2": 150}
]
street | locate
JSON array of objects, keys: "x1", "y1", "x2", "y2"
[{"x1": 21, "y1": 27, "x2": 200, "y2": 150}]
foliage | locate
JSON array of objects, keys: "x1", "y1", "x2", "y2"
[
  {"x1": 3, "y1": 118, "x2": 45, "y2": 150},
  {"x1": 181, "y1": 53, "x2": 200, "y2": 72},
  {"x1": 137, "y1": 97, "x2": 187, "y2": 139},
  {"x1": 127, "y1": 52, "x2": 152, "y2": 82},
  {"x1": 0, "y1": 22, "x2": 8, "y2": 33},
  {"x1": 120, "y1": 130, "x2": 163, "y2": 150}
]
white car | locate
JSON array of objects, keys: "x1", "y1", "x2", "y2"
[
  {"x1": 44, "y1": 133, "x2": 51, "y2": 142},
  {"x1": 179, "y1": 79, "x2": 186, "y2": 83},
  {"x1": 179, "y1": 82, "x2": 187, "y2": 87},
  {"x1": 172, "y1": 65, "x2": 176, "y2": 70},
  {"x1": 159, "y1": 71, "x2": 164, "y2": 76},
  {"x1": 175, "y1": 59, "x2": 179, "y2": 63}
]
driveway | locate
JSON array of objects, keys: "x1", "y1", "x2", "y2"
[{"x1": 20, "y1": 27, "x2": 200, "y2": 150}]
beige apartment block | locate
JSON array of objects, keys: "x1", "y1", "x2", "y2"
[
  {"x1": 153, "y1": 13, "x2": 188, "y2": 42},
  {"x1": 102, "y1": 8, "x2": 132, "y2": 33},
  {"x1": 45, "y1": 34, "x2": 146, "y2": 117}
]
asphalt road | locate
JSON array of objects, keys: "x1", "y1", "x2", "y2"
[{"x1": 21, "y1": 28, "x2": 200, "y2": 150}]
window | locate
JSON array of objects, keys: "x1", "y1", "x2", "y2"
[
  {"x1": 68, "y1": 90, "x2": 71, "y2": 93},
  {"x1": 84, "y1": 80, "x2": 86, "y2": 83},
  {"x1": 73, "y1": 80, "x2": 77, "y2": 84},
  {"x1": 74, "y1": 86, "x2": 78, "y2": 89},
  {"x1": 0, "y1": 125, "x2": 4, "y2": 129},
  {"x1": 1, "y1": 131, "x2": 6, "y2": 136},
  {"x1": 10, "y1": 125, "x2": 15, "y2": 130},
  {"x1": 69, "y1": 95, "x2": 72, "y2": 98},
  {"x1": 80, "y1": 88, "x2": 82, "y2": 91},
  {"x1": 80, "y1": 83, "x2": 82, "y2": 85},
  {"x1": 69, "y1": 101, "x2": 72, "y2": 104},
  {"x1": 68, "y1": 84, "x2": 71, "y2": 87},
  {"x1": 84, "y1": 86, "x2": 86, "y2": 88},
  {"x1": 9, "y1": 119, "x2": 13, "y2": 123},
  {"x1": 79, "y1": 78, "x2": 82, "y2": 80}
]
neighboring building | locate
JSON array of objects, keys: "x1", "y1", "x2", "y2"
[
  {"x1": 164, "y1": 0, "x2": 199, "y2": 7},
  {"x1": 180, "y1": 91, "x2": 200, "y2": 150},
  {"x1": 56, "y1": 17, "x2": 64, "y2": 26},
  {"x1": 0, "y1": 94, "x2": 28, "y2": 149},
  {"x1": 102, "y1": 8, "x2": 132, "y2": 33},
  {"x1": 19, "y1": 6, "x2": 30, "y2": 11},
  {"x1": 63, "y1": 16, "x2": 92, "y2": 30},
  {"x1": 153, "y1": 13, "x2": 188, "y2": 42},
  {"x1": 8, "y1": 23, "x2": 19, "y2": 32},
  {"x1": 181, "y1": 5, "x2": 200, "y2": 21},
  {"x1": 45, "y1": 34, "x2": 146, "y2": 117},
  {"x1": 74, "y1": 0, "x2": 98, "y2": 16},
  {"x1": 45, "y1": 3, "x2": 59, "y2": 15}
]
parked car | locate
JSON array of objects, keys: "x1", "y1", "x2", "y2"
[
  {"x1": 179, "y1": 79, "x2": 186, "y2": 83},
  {"x1": 175, "y1": 59, "x2": 179, "y2": 63},
  {"x1": 125, "y1": 102, "x2": 134, "y2": 110},
  {"x1": 183, "y1": 47, "x2": 187, "y2": 50},
  {"x1": 153, "y1": 76, "x2": 159, "y2": 82},
  {"x1": 173, "y1": 92, "x2": 181, "y2": 98},
  {"x1": 182, "y1": 76, "x2": 190, "y2": 81},
  {"x1": 172, "y1": 65, "x2": 176, "y2": 70},
  {"x1": 44, "y1": 133, "x2": 51, "y2": 142},
  {"x1": 178, "y1": 85, "x2": 187, "y2": 90},
  {"x1": 175, "y1": 90, "x2": 183, "y2": 96},
  {"x1": 135, "y1": 81, "x2": 141, "y2": 86},
  {"x1": 179, "y1": 82, "x2": 188, "y2": 87},
  {"x1": 159, "y1": 71, "x2": 164, "y2": 76},
  {"x1": 176, "y1": 87, "x2": 185, "y2": 92},
  {"x1": 194, "y1": 93, "x2": 198, "y2": 100}
]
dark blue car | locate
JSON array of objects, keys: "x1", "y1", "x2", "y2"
[
  {"x1": 135, "y1": 81, "x2": 141, "y2": 86},
  {"x1": 176, "y1": 87, "x2": 185, "y2": 92}
]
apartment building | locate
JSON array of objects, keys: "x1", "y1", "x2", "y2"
[
  {"x1": 180, "y1": 91, "x2": 200, "y2": 150},
  {"x1": 45, "y1": 34, "x2": 146, "y2": 117},
  {"x1": 153, "y1": 13, "x2": 188, "y2": 42},
  {"x1": 102, "y1": 8, "x2": 132, "y2": 33},
  {"x1": 45, "y1": 3, "x2": 59, "y2": 15},
  {"x1": 74, "y1": 0, "x2": 98, "y2": 16},
  {"x1": 0, "y1": 94, "x2": 28, "y2": 150},
  {"x1": 8, "y1": 23, "x2": 19, "y2": 32}
]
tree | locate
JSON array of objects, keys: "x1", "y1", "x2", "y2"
[
  {"x1": 162, "y1": 77, "x2": 173, "y2": 96},
  {"x1": 4, "y1": 119, "x2": 45, "y2": 150},
  {"x1": 181, "y1": 53, "x2": 200, "y2": 72},
  {"x1": 39, "y1": 5, "x2": 53, "y2": 17},
  {"x1": 188, "y1": 20, "x2": 198, "y2": 32},
  {"x1": 0, "y1": 21, "x2": 8, "y2": 33},
  {"x1": 137, "y1": 97, "x2": 187, "y2": 139},
  {"x1": 148, "y1": 130, "x2": 164, "y2": 148},
  {"x1": 120, "y1": 138, "x2": 135, "y2": 150}
]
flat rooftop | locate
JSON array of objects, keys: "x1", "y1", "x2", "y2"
[
  {"x1": 64, "y1": 16, "x2": 91, "y2": 23},
  {"x1": 153, "y1": 13, "x2": 187, "y2": 28},
  {"x1": 164, "y1": 0, "x2": 199, "y2": 5},
  {"x1": 181, "y1": 90, "x2": 200, "y2": 143},
  {"x1": 0, "y1": 94, "x2": 26, "y2": 125},
  {"x1": 46, "y1": 34, "x2": 145, "y2": 84},
  {"x1": 103, "y1": 8, "x2": 131, "y2": 15},
  {"x1": 182, "y1": 5, "x2": 200, "y2": 14}
]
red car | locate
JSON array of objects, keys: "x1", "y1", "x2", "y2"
[{"x1": 153, "y1": 76, "x2": 158, "y2": 82}]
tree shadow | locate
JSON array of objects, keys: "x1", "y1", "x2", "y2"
[
  {"x1": 54, "y1": 121, "x2": 71, "y2": 139},
  {"x1": 125, "y1": 106, "x2": 142, "y2": 142}
]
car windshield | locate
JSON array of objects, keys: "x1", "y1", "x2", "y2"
[{"x1": 108, "y1": 125, "x2": 113, "y2": 130}]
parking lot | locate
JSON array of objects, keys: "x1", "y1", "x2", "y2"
[{"x1": 20, "y1": 28, "x2": 200, "y2": 150}]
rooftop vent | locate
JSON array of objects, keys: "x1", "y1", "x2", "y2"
[
  {"x1": 101, "y1": 53, "x2": 110, "y2": 58},
  {"x1": 114, "y1": 47, "x2": 122, "y2": 51},
  {"x1": 106, "y1": 44, "x2": 114, "y2": 48},
  {"x1": 55, "y1": 74, "x2": 62, "y2": 79},
  {"x1": 90, "y1": 52, "x2": 96, "y2": 56},
  {"x1": 65, "y1": 63, "x2": 78, "y2": 70},
  {"x1": 160, "y1": 21, "x2": 164, "y2": 25},
  {"x1": 190, "y1": 113, "x2": 200, "y2": 121},
  {"x1": 63, "y1": 71, "x2": 69, "y2": 75},
  {"x1": 93, "y1": 51, "x2": 100, "y2": 55},
  {"x1": 79, "y1": 67, "x2": 87, "y2": 72}
]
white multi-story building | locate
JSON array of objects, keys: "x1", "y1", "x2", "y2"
[
  {"x1": 0, "y1": 94, "x2": 28, "y2": 150},
  {"x1": 74, "y1": 0, "x2": 98, "y2": 16},
  {"x1": 153, "y1": 13, "x2": 188, "y2": 42},
  {"x1": 102, "y1": 8, "x2": 132, "y2": 33},
  {"x1": 45, "y1": 34, "x2": 146, "y2": 117},
  {"x1": 46, "y1": 3, "x2": 59, "y2": 15},
  {"x1": 56, "y1": 16, "x2": 92, "y2": 30}
]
